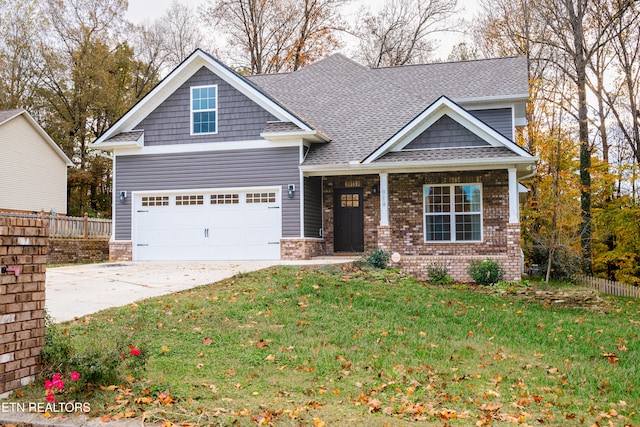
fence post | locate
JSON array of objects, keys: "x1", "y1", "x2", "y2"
[{"x1": 83, "y1": 212, "x2": 89, "y2": 238}]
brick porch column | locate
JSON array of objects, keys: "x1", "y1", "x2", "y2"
[{"x1": 377, "y1": 225, "x2": 392, "y2": 251}]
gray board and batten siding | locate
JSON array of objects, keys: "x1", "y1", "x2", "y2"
[
  {"x1": 135, "y1": 66, "x2": 279, "y2": 145},
  {"x1": 404, "y1": 115, "x2": 490, "y2": 150},
  {"x1": 403, "y1": 109, "x2": 514, "y2": 151},
  {"x1": 303, "y1": 176, "x2": 323, "y2": 239},
  {"x1": 114, "y1": 147, "x2": 301, "y2": 240}
]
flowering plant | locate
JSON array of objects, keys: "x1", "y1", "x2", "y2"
[
  {"x1": 44, "y1": 372, "x2": 80, "y2": 403},
  {"x1": 129, "y1": 345, "x2": 141, "y2": 357}
]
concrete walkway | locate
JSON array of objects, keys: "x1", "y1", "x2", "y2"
[{"x1": 45, "y1": 259, "x2": 353, "y2": 322}]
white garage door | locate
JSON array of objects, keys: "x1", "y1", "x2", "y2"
[{"x1": 133, "y1": 188, "x2": 282, "y2": 261}]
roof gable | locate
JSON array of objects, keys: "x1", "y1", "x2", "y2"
[
  {"x1": 0, "y1": 109, "x2": 72, "y2": 166},
  {"x1": 403, "y1": 115, "x2": 491, "y2": 150},
  {"x1": 248, "y1": 54, "x2": 531, "y2": 166},
  {"x1": 93, "y1": 49, "x2": 314, "y2": 145},
  {"x1": 363, "y1": 96, "x2": 533, "y2": 164}
]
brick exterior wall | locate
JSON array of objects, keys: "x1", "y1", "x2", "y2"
[
  {"x1": 322, "y1": 175, "x2": 381, "y2": 254},
  {"x1": 48, "y1": 238, "x2": 109, "y2": 264},
  {"x1": 323, "y1": 171, "x2": 522, "y2": 282},
  {"x1": 281, "y1": 238, "x2": 325, "y2": 260},
  {"x1": 0, "y1": 216, "x2": 47, "y2": 398},
  {"x1": 109, "y1": 241, "x2": 132, "y2": 261}
]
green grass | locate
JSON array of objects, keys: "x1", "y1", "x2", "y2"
[{"x1": 13, "y1": 265, "x2": 640, "y2": 426}]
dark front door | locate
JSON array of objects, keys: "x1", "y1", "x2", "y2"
[{"x1": 334, "y1": 188, "x2": 364, "y2": 252}]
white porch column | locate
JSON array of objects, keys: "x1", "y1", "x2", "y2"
[
  {"x1": 380, "y1": 172, "x2": 389, "y2": 226},
  {"x1": 508, "y1": 168, "x2": 519, "y2": 223}
]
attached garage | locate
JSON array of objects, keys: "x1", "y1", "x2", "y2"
[{"x1": 132, "y1": 188, "x2": 282, "y2": 261}]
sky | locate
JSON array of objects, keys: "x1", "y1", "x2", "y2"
[{"x1": 125, "y1": 0, "x2": 482, "y2": 61}]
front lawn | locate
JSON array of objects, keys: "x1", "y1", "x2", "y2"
[{"x1": 13, "y1": 265, "x2": 640, "y2": 426}]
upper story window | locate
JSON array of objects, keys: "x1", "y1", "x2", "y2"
[
  {"x1": 424, "y1": 184, "x2": 482, "y2": 242},
  {"x1": 191, "y1": 85, "x2": 217, "y2": 135}
]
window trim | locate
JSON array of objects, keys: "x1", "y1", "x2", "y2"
[
  {"x1": 190, "y1": 84, "x2": 218, "y2": 136},
  {"x1": 423, "y1": 183, "x2": 483, "y2": 243}
]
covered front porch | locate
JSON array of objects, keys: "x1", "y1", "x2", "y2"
[{"x1": 282, "y1": 168, "x2": 525, "y2": 282}]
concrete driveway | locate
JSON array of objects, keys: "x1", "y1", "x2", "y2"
[{"x1": 45, "y1": 260, "x2": 352, "y2": 323}]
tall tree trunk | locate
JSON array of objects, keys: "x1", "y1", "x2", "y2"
[{"x1": 566, "y1": 0, "x2": 592, "y2": 274}]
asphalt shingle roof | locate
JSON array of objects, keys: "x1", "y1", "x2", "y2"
[
  {"x1": 0, "y1": 109, "x2": 23, "y2": 125},
  {"x1": 376, "y1": 146, "x2": 522, "y2": 163},
  {"x1": 262, "y1": 121, "x2": 303, "y2": 134},
  {"x1": 247, "y1": 55, "x2": 529, "y2": 166},
  {"x1": 104, "y1": 131, "x2": 144, "y2": 143}
]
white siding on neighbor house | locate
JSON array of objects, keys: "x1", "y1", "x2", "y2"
[{"x1": 0, "y1": 115, "x2": 68, "y2": 214}]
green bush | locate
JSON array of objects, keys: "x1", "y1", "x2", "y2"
[
  {"x1": 362, "y1": 249, "x2": 391, "y2": 269},
  {"x1": 426, "y1": 263, "x2": 453, "y2": 285},
  {"x1": 467, "y1": 258, "x2": 505, "y2": 286}
]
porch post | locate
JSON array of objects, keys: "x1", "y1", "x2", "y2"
[
  {"x1": 508, "y1": 168, "x2": 519, "y2": 223},
  {"x1": 380, "y1": 172, "x2": 389, "y2": 226}
]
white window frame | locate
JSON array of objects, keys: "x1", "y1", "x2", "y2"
[
  {"x1": 190, "y1": 85, "x2": 218, "y2": 135},
  {"x1": 423, "y1": 183, "x2": 483, "y2": 242}
]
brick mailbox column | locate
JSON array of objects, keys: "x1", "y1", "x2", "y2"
[{"x1": 0, "y1": 215, "x2": 48, "y2": 398}]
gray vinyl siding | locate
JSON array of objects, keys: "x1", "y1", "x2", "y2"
[
  {"x1": 404, "y1": 115, "x2": 491, "y2": 150},
  {"x1": 114, "y1": 146, "x2": 300, "y2": 240},
  {"x1": 135, "y1": 66, "x2": 278, "y2": 145},
  {"x1": 303, "y1": 176, "x2": 323, "y2": 238},
  {"x1": 469, "y1": 108, "x2": 513, "y2": 139}
]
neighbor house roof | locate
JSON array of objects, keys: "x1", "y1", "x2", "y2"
[
  {"x1": 0, "y1": 109, "x2": 73, "y2": 166},
  {"x1": 246, "y1": 55, "x2": 530, "y2": 166}
]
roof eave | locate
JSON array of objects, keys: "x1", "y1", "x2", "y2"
[
  {"x1": 456, "y1": 94, "x2": 530, "y2": 105},
  {"x1": 301, "y1": 156, "x2": 538, "y2": 176},
  {"x1": 260, "y1": 130, "x2": 329, "y2": 143},
  {"x1": 6, "y1": 110, "x2": 73, "y2": 166}
]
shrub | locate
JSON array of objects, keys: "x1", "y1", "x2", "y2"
[
  {"x1": 426, "y1": 263, "x2": 453, "y2": 285},
  {"x1": 467, "y1": 258, "x2": 505, "y2": 286},
  {"x1": 40, "y1": 313, "x2": 72, "y2": 376},
  {"x1": 40, "y1": 314, "x2": 148, "y2": 386},
  {"x1": 362, "y1": 249, "x2": 391, "y2": 269}
]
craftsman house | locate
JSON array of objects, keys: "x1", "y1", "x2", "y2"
[{"x1": 91, "y1": 49, "x2": 536, "y2": 281}]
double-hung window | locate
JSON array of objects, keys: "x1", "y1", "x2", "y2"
[
  {"x1": 424, "y1": 184, "x2": 482, "y2": 242},
  {"x1": 191, "y1": 85, "x2": 217, "y2": 134}
]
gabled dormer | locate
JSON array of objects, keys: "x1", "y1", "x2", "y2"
[
  {"x1": 363, "y1": 96, "x2": 532, "y2": 166},
  {"x1": 91, "y1": 49, "x2": 327, "y2": 152}
]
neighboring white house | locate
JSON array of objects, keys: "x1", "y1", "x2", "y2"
[{"x1": 0, "y1": 109, "x2": 72, "y2": 214}]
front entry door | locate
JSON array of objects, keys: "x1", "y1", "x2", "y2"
[{"x1": 334, "y1": 188, "x2": 364, "y2": 252}]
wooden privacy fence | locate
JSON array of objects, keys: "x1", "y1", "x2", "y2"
[
  {"x1": 0, "y1": 212, "x2": 111, "y2": 238},
  {"x1": 575, "y1": 275, "x2": 640, "y2": 298}
]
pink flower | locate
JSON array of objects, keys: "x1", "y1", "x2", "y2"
[
  {"x1": 53, "y1": 379, "x2": 64, "y2": 390},
  {"x1": 129, "y1": 346, "x2": 141, "y2": 357},
  {"x1": 70, "y1": 371, "x2": 80, "y2": 381},
  {"x1": 46, "y1": 392, "x2": 56, "y2": 403},
  {"x1": 52, "y1": 373, "x2": 61, "y2": 381},
  {"x1": 44, "y1": 380, "x2": 53, "y2": 390},
  {"x1": 121, "y1": 354, "x2": 127, "y2": 359}
]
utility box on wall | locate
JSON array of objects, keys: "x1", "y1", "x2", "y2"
[{"x1": 0, "y1": 215, "x2": 48, "y2": 398}]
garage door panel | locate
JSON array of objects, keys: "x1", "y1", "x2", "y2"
[{"x1": 134, "y1": 189, "x2": 282, "y2": 261}]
